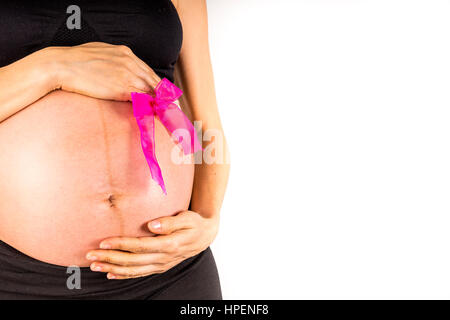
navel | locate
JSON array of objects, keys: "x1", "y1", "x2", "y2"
[{"x1": 107, "y1": 194, "x2": 116, "y2": 208}]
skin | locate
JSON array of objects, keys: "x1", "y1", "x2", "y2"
[{"x1": 0, "y1": 0, "x2": 229, "y2": 279}]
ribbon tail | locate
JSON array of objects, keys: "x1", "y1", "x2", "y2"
[
  {"x1": 157, "y1": 103, "x2": 203, "y2": 155},
  {"x1": 135, "y1": 114, "x2": 167, "y2": 194}
]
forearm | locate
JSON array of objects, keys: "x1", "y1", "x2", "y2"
[
  {"x1": 173, "y1": 0, "x2": 230, "y2": 220},
  {"x1": 177, "y1": 64, "x2": 230, "y2": 219},
  {"x1": 190, "y1": 131, "x2": 230, "y2": 219},
  {"x1": 0, "y1": 47, "x2": 59, "y2": 122}
]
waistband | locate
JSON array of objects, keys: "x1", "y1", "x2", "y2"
[{"x1": 0, "y1": 239, "x2": 208, "y2": 299}]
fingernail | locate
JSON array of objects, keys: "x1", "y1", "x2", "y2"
[
  {"x1": 150, "y1": 221, "x2": 161, "y2": 229},
  {"x1": 100, "y1": 243, "x2": 111, "y2": 249},
  {"x1": 86, "y1": 254, "x2": 97, "y2": 261},
  {"x1": 107, "y1": 273, "x2": 116, "y2": 279},
  {"x1": 91, "y1": 264, "x2": 102, "y2": 272}
]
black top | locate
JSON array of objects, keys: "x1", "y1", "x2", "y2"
[{"x1": 0, "y1": 0, "x2": 183, "y2": 82}]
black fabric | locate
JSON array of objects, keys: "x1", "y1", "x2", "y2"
[
  {"x1": 0, "y1": 240, "x2": 222, "y2": 300},
  {"x1": 0, "y1": 0, "x2": 183, "y2": 82}
]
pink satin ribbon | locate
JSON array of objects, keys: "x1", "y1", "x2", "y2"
[{"x1": 131, "y1": 78, "x2": 202, "y2": 194}]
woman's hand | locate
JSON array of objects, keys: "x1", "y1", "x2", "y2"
[
  {"x1": 49, "y1": 42, "x2": 161, "y2": 101},
  {"x1": 85, "y1": 211, "x2": 220, "y2": 279}
]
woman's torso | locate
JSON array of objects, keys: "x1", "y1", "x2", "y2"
[{"x1": 0, "y1": 0, "x2": 194, "y2": 267}]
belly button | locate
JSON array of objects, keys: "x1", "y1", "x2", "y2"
[
  {"x1": 107, "y1": 194, "x2": 117, "y2": 208},
  {"x1": 104, "y1": 193, "x2": 125, "y2": 235}
]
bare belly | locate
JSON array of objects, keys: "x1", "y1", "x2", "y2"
[{"x1": 0, "y1": 90, "x2": 194, "y2": 267}]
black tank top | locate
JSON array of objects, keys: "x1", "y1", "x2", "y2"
[{"x1": 0, "y1": 0, "x2": 182, "y2": 82}]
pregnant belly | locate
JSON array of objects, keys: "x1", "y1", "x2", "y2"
[{"x1": 0, "y1": 90, "x2": 194, "y2": 267}]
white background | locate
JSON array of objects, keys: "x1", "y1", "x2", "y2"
[{"x1": 207, "y1": 0, "x2": 450, "y2": 299}]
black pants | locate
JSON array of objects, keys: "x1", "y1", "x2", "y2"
[{"x1": 0, "y1": 240, "x2": 222, "y2": 300}]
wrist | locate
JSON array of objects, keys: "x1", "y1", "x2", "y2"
[
  {"x1": 36, "y1": 46, "x2": 68, "y2": 91},
  {"x1": 191, "y1": 204, "x2": 221, "y2": 220},
  {"x1": 204, "y1": 213, "x2": 220, "y2": 240}
]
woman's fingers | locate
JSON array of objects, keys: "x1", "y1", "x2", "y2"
[
  {"x1": 107, "y1": 272, "x2": 155, "y2": 280},
  {"x1": 90, "y1": 261, "x2": 164, "y2": 279},
  {"x1": 107, "y1": 259, "x2": 183, "y2": 280},
  {"x1": 99, "y1": 234, "x2": 185, "y2": 254},
  {"x1": 129, "y1": 77, "x2": 152, "y2": 93},
  {"x1": 85, "y1": 211, "x2": 219, "y2": 280},
  {"x1": 64, "y1": 42, "x2": 160, "y2": 100},
  {"x1": 130, "y1": 65, "x2": 159, "y2": 94},
  {"x1": 148, "y1": 212, "x2": 196, "y2": 235},
  {"x1": 95, "y1": 258, "x2": 184, "y2": 280},
  {"x1": 86, "y1": 249, "x2": 169, "y2": 266},
  {"x1": 128, "y1": 50, "x2": 160, "y2": 83},
  {"x1": 120, "y1": 56, "x2": 156, "y2": 91},
  {"x1": 115, "y1": 44, "x2": 160, "y2": 92}
]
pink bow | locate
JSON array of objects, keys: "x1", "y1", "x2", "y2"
[{"x1": 131, "y1": 78, "x2": 202, "y2": 194}]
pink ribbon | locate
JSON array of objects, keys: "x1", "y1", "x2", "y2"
[{"x1": 131, "y1": 78, "x2": 202, "y2": 194}]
